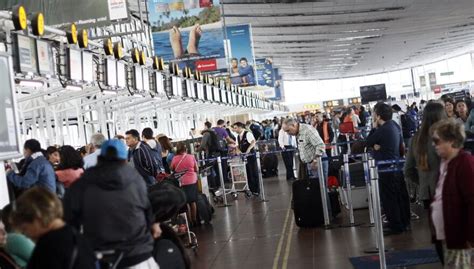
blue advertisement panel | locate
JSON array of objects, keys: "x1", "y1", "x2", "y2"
[
  {"x1": 256, "y1": 58, "x2": 274, "y2": 87},
  {"x1": 226, "y1": 24, "x2": 256, "y2": 87},
  {"x1": 272, "y1": 68, "x2": 282, "y2": 101},
  {"x1": 148, "y1": 0, "x2": 227, "y2": 73}
]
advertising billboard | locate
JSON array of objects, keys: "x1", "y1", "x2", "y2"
[
  {"x1": 256, "y1": 58, "x2": 274, "y2": 87},
  {"x1": 148, "y1": 0, "x2": 227, "y2": 73},
  {"x1": 226, "y1": 24, "x2": 256, "y2": 86}
]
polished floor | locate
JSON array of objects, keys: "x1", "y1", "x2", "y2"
[{"x1": 189, "y1": 158, "x2": 442, "y2": 269}]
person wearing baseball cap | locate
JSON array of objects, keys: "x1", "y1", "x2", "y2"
[{"x1": 64, "y1": 139, "x2": 159, "y2": 269}]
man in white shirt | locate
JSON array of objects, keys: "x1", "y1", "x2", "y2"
[
  {"x1": 83, "y1": 133, "x2": 106, "y2": 169},
  {"x1": 278, "y1": 128, "x2": 296, "y2": 180}
]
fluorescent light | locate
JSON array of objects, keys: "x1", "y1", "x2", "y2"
[
  {"x1": 66, "y1": 85, "x2": 83, "y2": 91},
  {"x1": 17, "y1": 80, "x2": 44, "y2": 88}
]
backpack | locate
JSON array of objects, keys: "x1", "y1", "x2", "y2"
[
  {"x1": 203, "y1": 130, "x2": 220, "y2": 155},
  {"x1": 401, "y1": 114, "x2": 417, "y2": 139},
  {"x1": 212, "y1": 128, "x2": 228, "y2": 153},
  {"x1": 249, "y1": 124, "x2": 263, "y2": 140}
]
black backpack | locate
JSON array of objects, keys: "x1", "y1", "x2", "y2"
[{"x1": 401, "y1": 114, "x2": 417, "y2": 139}]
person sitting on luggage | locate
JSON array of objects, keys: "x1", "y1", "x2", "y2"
[
  {"x1": 6, "y1": 139, "x2": 56, "y2": 194},
  {"x1": 63, "y1": 139, "x2": 159, "y2": 269},
  {"x1": 149, "y1": 182, "x2": 190, "y2": 269},
  {"x1": 126, "y1": 129, "x2": 160, "y2": 186},
  {"x1": 171, "y1": 143, "x2": 199, "y2": 227},
  {"x1": 11, "y1": 187, "x2": 96, "y2": 269},
  {"x1": 232, "y1": 122, "x2": 260, "y2": 196}
]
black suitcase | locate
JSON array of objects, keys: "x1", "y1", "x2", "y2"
[
  {"x1": 262, "y1": 154, "x2": 278, "y2": 178},
  {"x1": 292, "y1": 179, "x2": 340, "y2": 227},
  {"x1": 339, "y1": 162, "x2": 366, "y2": 187},
  {"x1": 197, "y1": 193, "x2": 214, "y2": 224}
]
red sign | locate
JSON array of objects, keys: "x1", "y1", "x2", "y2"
[
  {"x1": 196, "y1": 59, "x2": 217, "y2": 72},
  {"x1": 433, "y1": 87, "x2": 442, "y2": 94}
]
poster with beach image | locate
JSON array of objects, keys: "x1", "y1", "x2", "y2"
[{"x1": 148, "y1": 0, "x2": 227, "y2": 73}]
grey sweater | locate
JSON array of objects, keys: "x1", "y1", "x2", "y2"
[{"x1": 404, "y1": 136, "x2": 440, "y2": 201}]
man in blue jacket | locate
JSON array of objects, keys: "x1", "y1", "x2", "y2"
[
  {"x1": 366, "y1": 103, "x2": 410, "y2": 236},
  {"x1": 125, "y1": 129, "x2": 159, "y2": 186},
  {"x1": 7, "y1": 139, "x2": 56, "y2": 193}
]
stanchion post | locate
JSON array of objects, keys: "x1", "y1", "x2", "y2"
[
  {"x1": 217, "y1": 156, "x2": 230, "y2": 207},
  {"x1": 316, "y1": 156, "x2": 331, "y2": 228},
  {"x1": 343, "y1": 154, "x2": 356, "y2": 225},
  {"x1": 363, "y1": 153, "x2": 375, "y2": 226},
  {"x1": 255, "y1": 152, "x2": 268, "y2": 202},
  {"x1": 369, "y1": 158, "x2": 387, "y2": 269}
]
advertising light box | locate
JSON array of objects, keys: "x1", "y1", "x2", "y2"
[
  {"x1": 36, "y1": 39, "x2": 55, "y2": 77},
  {"x1": 116, "y1": 61, "x2": 127, "y2": 88},
  {"x1": 15, "y1": 34, "x2": 38, "y2": 74},
  {"x1": 106, "y1": 58, "x2": 117, "y2": 87},
  {"x1": 82, "y1": 52, "x2": 94, "y2": 83},
  {"x1": 68, "y1": 48, "x2": 83, "y2": 82}
]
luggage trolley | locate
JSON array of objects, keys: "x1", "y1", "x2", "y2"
[{"x1": 228, "y1": 155, "x2": 252, "y2": 199}]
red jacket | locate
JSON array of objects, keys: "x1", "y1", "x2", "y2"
[{"x1": 432, "y1": 150, "x2": 474, "y2": 249}]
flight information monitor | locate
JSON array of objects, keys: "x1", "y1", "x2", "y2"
[
  {"x1": 360, "y1": 84, "x2": 387, "y2": 104},
  {"x1": 213, "y1": 87, "x2": 220, "y2": 102},
  {"x1": 155, "y1": 72, "x2": 165, "y2": 95},
  {"x1": 0, "y1": 53, "x2": 21, "y2": 161},
  {"x1": 15, "y1": 34, "x2": 38, "y2": 74},
  {"x1": 143, "y1": 69, "x2": 150, "y2": 93},
  {"x1": 106, "y1": 58, "x2": 117, "y2": 87},
  {"x1": 134, "y1": 66, "x2": 143, "y2": 91},
  {"x1": 116, "y1": 61, "x2": 127, "y2": 89},
  {"x1": 82, "y1": 52, "x2": 94, "y2": 83},
  {"x1": 36, "y1": 39, "x2": 55, "y2": 77},
  {"x1": 68, "y1": 48, "x2": 83, "y2": 82}
]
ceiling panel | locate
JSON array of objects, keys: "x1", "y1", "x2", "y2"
[{"x1": 222, "y1": 0, "x2": 474, "y2": 80}]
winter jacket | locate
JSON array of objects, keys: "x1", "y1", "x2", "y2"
[
  {"x1": 63, "y1": 162, "x2": 154, "y2": 268},
  {"x1": 144, "y1": 139, "x2": 164, "y2": 172},
  {"x1": 7, "y1": 154, "x2": 56, "y2": 193}
]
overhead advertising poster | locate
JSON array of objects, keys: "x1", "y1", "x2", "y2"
[
  {"x1": 148, "y1": 0, "x2": 227, "y2": 73},
  {"x1": 429, "y1": 72, "x2": 437, "y2": 86},
  {"x1": 271, "y1": 68, "x2": 282, "y2": 101},
  {"x1": 419, "y1": 76, "x2": 426, "y2": 87},
  {"x1": 226, "y1": 24, "x2": 256, "y2": 87},
  {"x1": 0, "y1": 0, "x2": 128, "y2": 28},
  {"x1": 256, "y1": 58, "x2": 274, "y2": 87}
]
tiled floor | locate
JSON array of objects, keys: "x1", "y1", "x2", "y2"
[{"x1": 189, "y1": 159, "x2": 442, "y2": 269}]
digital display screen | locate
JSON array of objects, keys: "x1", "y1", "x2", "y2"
[
  {"x1": 155, "y1": 72, "x2": 165, "y2": 95},
  {"x1": 16, "y1": 34, "x2": 38, "y2": 74},
  {"x1": 213, "y1": 87, "x2": 220, "y2": 102},
  {"x1": 68, "y1": 48, "x2": 83, "y2": 81},
  {"x1": 117, "y1": 61, "x2": 127, "y2": 88},
  {"x1": 232, "y1": 93, "x2": 237, "y2": 104},
  {"x1": 206, "y1": 86, "x2": 212, "y2": 101},
  {"x1": 82, "y1": 52, "x2": 94, "y2": 83},
  {"x1": 0, "y1": 53, "x2": 20, "y2": 161},
  {"x1": 36, "y1": 39, "x2": 54, "y2": 76},
  {"x1": 360, "y1": 84, "x2": 387, "y2": 104},
  {"x1": 143, "y1": 69, "x2": 150, "y2": 93},
  {"x1": 134, "y1": 66, "x2": 143, "y2": 91},
  {"x1": 106, "y1": 58, "x2": 117, "y2": 87},
  {"x1": 186, "y1": 80, "x2": 194, "y2": 98},
  {"x1": 197, "y1": 83, "x2": 204, "y2": 99}
]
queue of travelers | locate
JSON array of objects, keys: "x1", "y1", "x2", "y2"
[{"x1": 2, "y1": 91, "x2": 474, "y2": 269}]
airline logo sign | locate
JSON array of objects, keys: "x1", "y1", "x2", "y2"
[{"x1": 196, "y1": 59, "x2": 217, "y2": 72}]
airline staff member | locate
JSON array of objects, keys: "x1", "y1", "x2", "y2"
[
  {"x1": 232, "y1": 122, "x2": 260, "y2": 196},
  {"x1": 278, "y1": 128, "x2": 296, "y2": 180}
]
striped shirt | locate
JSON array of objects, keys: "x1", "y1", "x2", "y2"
[{"x1": 296, "y1": 123, "x2": 326, "y2": 163}]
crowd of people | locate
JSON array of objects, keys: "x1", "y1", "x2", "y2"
[{"x1": 2, "y1": 91, "x2": 474, "y2": 268}]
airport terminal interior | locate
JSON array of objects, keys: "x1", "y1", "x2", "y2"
[{"x1": 0, "y1": 0, "x2": 474, "y2": 268}]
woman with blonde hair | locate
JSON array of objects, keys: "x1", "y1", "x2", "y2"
[{"x1": 11, "y1": 187, "x2": 95, "y2": 269}]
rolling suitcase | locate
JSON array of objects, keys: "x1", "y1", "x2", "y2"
[
  {"x1": 339, "y1": 162, "x2": 369, "y2": 209},
  {"x1": 292, "y1": 179, "x2": 341, "y2": 227}
]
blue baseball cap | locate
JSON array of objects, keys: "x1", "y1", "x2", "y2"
[{"x1": 100, "y1": 139, "x2": 128, "y2": 160}]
